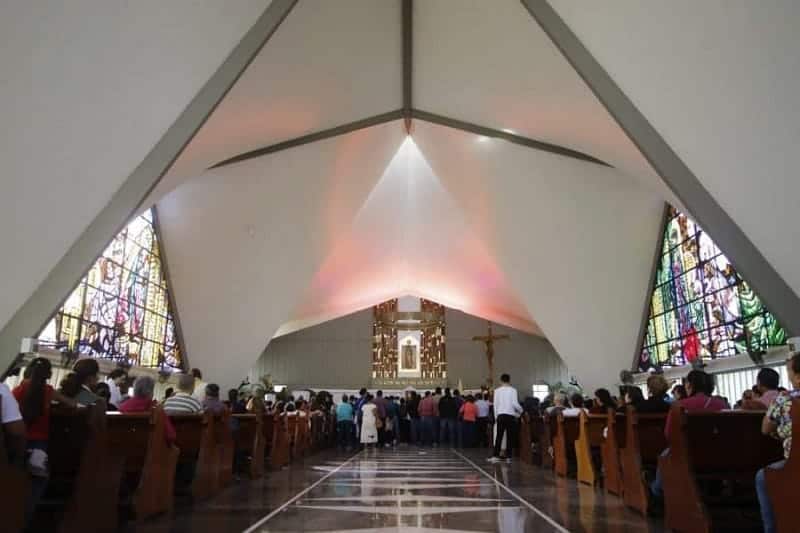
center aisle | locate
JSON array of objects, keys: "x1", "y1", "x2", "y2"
[{"x1": 244, "y1": 449, "x2": 570, "y2": 532}]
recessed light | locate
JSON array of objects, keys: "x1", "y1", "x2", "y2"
[
  {"x1": 477, "y1": 136, "x2": 490, "y2": 143},
  {"x1": 501, "y1": 128, "x2": 516, "y2": 135}
]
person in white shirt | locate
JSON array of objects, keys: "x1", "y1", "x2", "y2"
[
  {"x1": 562, "y1": 393, "x2": 589, "y2": 417},
  {"x1": 105, "y1": 369, "x2": 128, "y2": 407},
  {"x1": 488, "y1": 373, "x2": 522, "y2": 463},
  {"x1": 1, "y1": 382, "x2": 25, "y2": 466},
  {"x1": 475, "y1": 394, "x2": 491, "y2": 447}
]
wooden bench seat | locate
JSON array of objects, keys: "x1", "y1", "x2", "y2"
[
  {"x1": 621, "y1": 409, "x2": 667, "y2": 515},
  {"x1": 1, "y1": 402, "x2": 31, "y2": 533},
  {"x1": 216, "y1": 409, "x2": 234, "y2": 487},
  {"x1": 575, "y1": 411, "x2": 607, "y2": 486},
  {"x1": 171, "y1": 413, "x2": 219, "y2": 499},
  {"x1": 231, "y1": 413, "x2": 264, "y2": 478},
  {"x1": 660, "y1": 405, "x2": 783, "y2": 532},
  {"x1": 764, "y1": 397, "x2": 799, "y2": 533},
  {"x1": 518, "y1": 414, "x2": 533, "y2": 464},
  {"x1": 107, "y1": 408, "x2": 179, "y2": 521},
  {"x1": 601, "y1": 409, "x2": 626, "y2": 496},
  {"x1": 554, "y1": 413, "x2": 579, "y2": 477},
  {"x1": 271, "y1": 414, "x2": 290, "y2": 469},
  {"x1": 30, "y1": 406, "x2": 122, "y2": 533}
]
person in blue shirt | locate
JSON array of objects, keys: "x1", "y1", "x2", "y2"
[{"x1": 336, "y1": 394, "x2": 355, "y2": 450}]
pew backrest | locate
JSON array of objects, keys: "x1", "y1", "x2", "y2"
[
  {"x1": 170, "y1": 413, "x2": 206, "y2": 461},
  {"x1": 670, "y1": 408, "x2": 784, "y2": 475}
]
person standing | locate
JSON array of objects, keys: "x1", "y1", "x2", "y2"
[
  {"x1": 360, "y1": 394, "x2": 379, "y2": 449},
  {"x1": 438, "y1": 389, "x2": 458, "y2": 446},
  {"x1": 407, "y1": 392, "x2": 420, "y2": 445},
  {"x1": 374, "y1": 390, "x2": 387, "y2": 446},
  {"x1": 431, "y1": 387, "x2": 442, "y2": 446},
  {"x1": 418, "y1": 391, "x2": 435, "y2": 446},
  {"x1": 459, "y1": 395, "x2": 479, "y2": 447},
  {"x1": 488, "y1": 374, "x2": 522, "y2": 464},
  {"x1": 475, "y1": 393, "x2": 491, "y2": 447},
  {"x1": 336, "y1": 394, "x2": 354, "y2": 450}
]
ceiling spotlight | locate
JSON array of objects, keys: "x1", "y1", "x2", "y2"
[
  {"x1": 501, "y1": 128, "x2": 516, "y2": 135},
  {"x1": 477, "y1": 136, "x2": 490, "y2": 143}
]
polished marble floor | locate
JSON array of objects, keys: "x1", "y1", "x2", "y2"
[{"x1": 129, "y1": 447, "x2": 666, "y2": 533}]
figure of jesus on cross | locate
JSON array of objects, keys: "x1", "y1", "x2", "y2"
[{"x1": 472, "y1": 321, "x2": 509, "y2": 387}]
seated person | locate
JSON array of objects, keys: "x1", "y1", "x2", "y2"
[
  {"x1": 546, "y1": 393, "x2": 568, "y2": 416},
  {"x1": 163, "y1": 374, "x2": 203, "y2": 414},
  {"x1": 591, "y1": 388, "x2": 616, "y2": 414},
  {"x1": 562, "y1": 393, "x2": 588, "y2": 417},
  {"x1": 120, "y1": 376, "x2": 176, "y2": 443},
  {"x1": 743, "y1": 368, "x2": 780, "y2": 410},
  {"x1": 59, "y1": 358, "x2": 101, "y2": 406},
  {"x1": 638, "y1": 374, "x2": 671, "y2": 413},
  {"x1": 202, "y1": 384, "x2": 225, "y2": 414},
  {"x1": 651, "y1": 370, "x2": 727, "y2": 499},
  {"x1": 623, "y1": 386, "x2": 645, "y2": 410},
  {"x1": 93, "y1": 382, "x2": 118, "y2": 411},
  {"x1": 756, "y1": 353, "x2": 799, "y2": 533}
]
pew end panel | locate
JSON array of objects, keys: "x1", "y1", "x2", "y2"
[
  {"x1": 575, "y1": 412, "x2": 607, "y2": 486},
  {"x1": 621, "y1": 409, "x2": 667, "y2": 516},
  {"x1": 601, "y1": 410, "x2": 626, "y2": 496},
  {"x1": 764, "y1": 397, "x2": 799, "y2": 533}
]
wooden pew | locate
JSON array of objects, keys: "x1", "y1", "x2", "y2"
[
  {"x1": 171, "y1": 413, "x2": 219, "y2": 499},
  {"x1": 660, "y1": 406, "x2": 783, "y2": 533},
  {"x1": 33, "y1": 405, "x2": 123, "y2": 533},
  {"x1": 621, "y1": 408, "x2": 667, "y2": 515},
  {"x1": 215, "y1": 409, "x2": 234, "y2": 487},
  {"x1": 528, "y1": 414, "x2": 545, "y2": 466},
  {"x1": 518, "y1": 414, "x2": 533, "y2": 464},
  {"x1": 271, "y1": 414, "x2": 290, "y2": 469},
  {"x1": 553, "y1": 413, "x2": 579, "y2": 477},
  {"x1": 107, "y1": 408, "x2": 179, "y2": 521},
  {"x1": 601, "y1": 409, "x2": 626, "y2": 496},
  {"x1": 575, "y1": 411, "x2": 607, "y2": 486},
  {"x1": 286, "y1": 414, "x2": 299, "y2": 460},
  {"x1": 1, "y1": 403, "x2": 31, "y2": 533},
  {"x1": 539, "y1": 414, "x2": 557, "y2": 470},
  {"x1": 231, "y1": 413, "x2": 264, "y2": 479},
  {"x1": 764, "y1": 397, "x2": 799, "y2": 533},
  {"x1": 262, "y1": 413, "x2": 274, "y2": 458}
]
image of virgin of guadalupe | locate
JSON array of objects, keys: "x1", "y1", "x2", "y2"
[{"x1": 401, "y1": 340, "x2": 417, "y2": 370}]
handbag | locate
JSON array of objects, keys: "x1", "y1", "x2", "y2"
[{"x1": 375, "y1": 417, "x2": 383, "y2": 429}]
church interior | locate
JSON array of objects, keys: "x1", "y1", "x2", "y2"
[{"x1": 1, "y1": 1, "x2": 798, "y2": 532}]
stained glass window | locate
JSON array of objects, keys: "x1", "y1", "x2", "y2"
[
  {"x1": 38, "y1": 209, "x2": 182, "y2": 369},
  {"x1": 638, "y1": 206, "x2": 786, "y2": 371}
]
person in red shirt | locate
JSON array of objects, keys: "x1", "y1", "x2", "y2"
[
  {"x1": 459, "y1": 395, "x2": 479, "y2": 447},
  {"x1": 119, "y1": 375, "x2": 176, "y2": 443},
  {"x1": 418, "y1": 391, "x2": 436, "y2": 446},
  {"x1": 12, "y1": 357, "x2": 76, "y2": 522},
  {"x1": 652, "y1": 370, "x2": 727, "y2": 501}
]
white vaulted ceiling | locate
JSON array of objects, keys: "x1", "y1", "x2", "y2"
[{"x1": 3, "y1": 0, "x2": 797, "y2": 390}]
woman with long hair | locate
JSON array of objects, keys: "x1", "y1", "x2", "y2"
[
  {"x1": 12, "y1": 357, "x2": 76, "y2": 521},
  {"x1": 59, "y1": 358, "x2": 101, "y2": 405}
]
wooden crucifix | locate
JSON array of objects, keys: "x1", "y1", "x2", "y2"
[{"x1": 472, "y1": 321, "x2": 509, "y2": 387}]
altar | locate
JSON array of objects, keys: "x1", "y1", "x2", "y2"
[{"x1": 371, "y1": 296, "x2": 447, "y2": 382}]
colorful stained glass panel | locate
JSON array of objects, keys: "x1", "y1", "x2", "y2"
[
  {"x1": 639, "y1": 206, "x2": 786, "y2": 371},
  {"x1": 36, "y1": 209, "x2": 182, "y2": 369}
]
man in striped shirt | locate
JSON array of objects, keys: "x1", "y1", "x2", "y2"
[{"x1": 163, "y1": 374, "x2": 203, "y2": 414}]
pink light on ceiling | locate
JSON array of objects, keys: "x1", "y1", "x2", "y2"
[{"x1": 285, "y1": 136, "x2": 542, "y2": 337}]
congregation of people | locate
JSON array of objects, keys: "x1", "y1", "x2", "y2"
[
  {"x1": 2, "y1": 354, "x2": 797, "y2": 533},
  {"x1": 0, "y1": 357, "x2": 336, "y2": 531}
]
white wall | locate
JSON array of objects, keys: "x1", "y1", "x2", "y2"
[
  {"x1": 550, "y1": 0, "x2": 800, "y2": 305},
  {"x1": 249, "y1": 307, "x2": 569, "y2": 395},
  {"x1": 0, "y1": 0, "x2": 269, "y2": 334}
]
